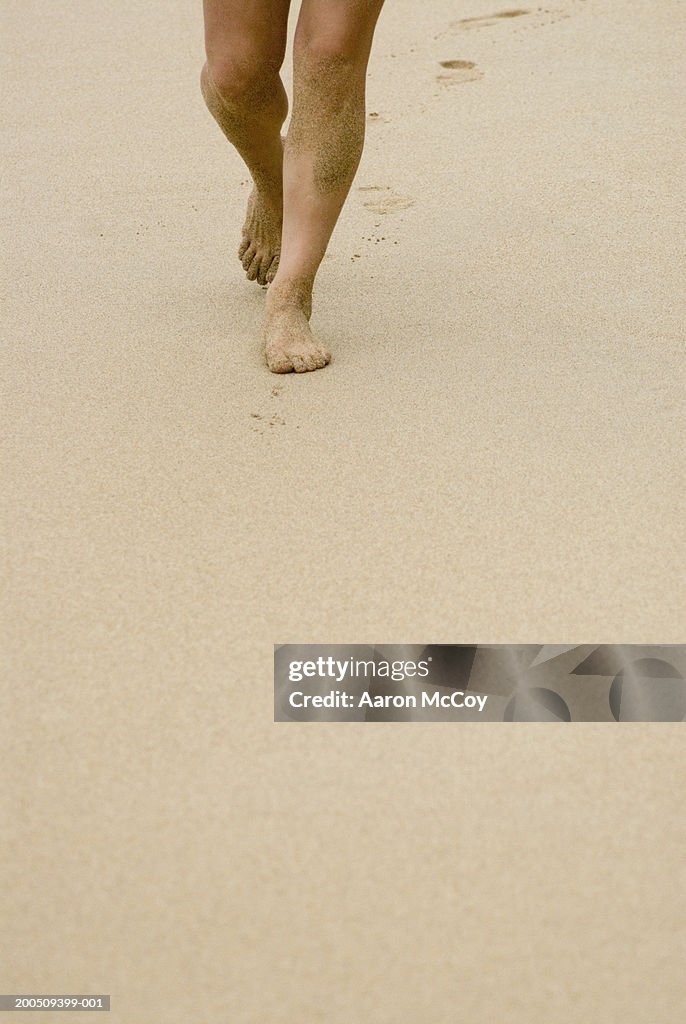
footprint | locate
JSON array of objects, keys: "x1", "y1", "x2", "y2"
[
  {"x1": 449, "y1": 5, "x2": 575, "y2": 34},
  {"x1": 453, "y1": 8, "x2": 530, "y2": 30},
  {"x1": 360, "y1": 187, "x2": 414, "y2": 215},
  {"x1": 437, "y1": 59, "x2": 484, "y2": 85}
]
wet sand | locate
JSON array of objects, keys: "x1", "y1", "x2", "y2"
[{"x1": 2, "y1": 1, "x2": 685, "y2": 1021}]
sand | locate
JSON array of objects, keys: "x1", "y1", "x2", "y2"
[{"x1": 2, "y1": 0, "x2": 685, "y2": 1020}]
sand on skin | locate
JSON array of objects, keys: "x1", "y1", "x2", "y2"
[{"x1": 2, "y1": 1, "x2": 685, "y2": 1021}]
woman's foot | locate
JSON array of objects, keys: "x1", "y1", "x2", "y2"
[
  {"x1": 238, "y1": 187, "x2": 282, "y2": 286},
  {"x1": 263, "y1": 282, "x2": 331, "y2": 373}
]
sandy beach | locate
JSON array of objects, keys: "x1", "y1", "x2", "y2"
[{"x1": 3, "y1": 0, "x2": 685, "y2": 1020}]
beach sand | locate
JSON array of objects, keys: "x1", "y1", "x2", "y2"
[{"x1": 2, "y1": 0, "x2": 685, "y2": 1020}]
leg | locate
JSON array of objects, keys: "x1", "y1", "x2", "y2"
[
  {"x1": 264, "y1": 0, "x2": 386, "y2": 373},
  {"x1": 201, "y1": 0, "x2": 291, "y2": 285}
]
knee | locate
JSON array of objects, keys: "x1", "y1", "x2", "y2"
[
  {"x1": 294, "y1": 21, "x2": 369, "y2": 75},
  {"x1": 203, "y1": 50, "x2": 281, "y2": 106}
]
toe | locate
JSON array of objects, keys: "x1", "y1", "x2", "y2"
[
  {"x1": 256, "y1": 256, "x2": 270, "y2": 287},
  {"x1": 291, "y1": 353, "x2": 308, "y2": 373},
  {"x1": 238, "y1": 236, "x2": 251, "y2": 260},
  {"x1": 266, "y1": 349, "x2": 293, "y2": 374},
  {"x1": 305, "y1": 348, "x2": 330, "y2": 371},
  {"x1": 300, "y1": 350, "x2": 318, "y2": 372},
  {"x1": 241, "y1": 245, "x2": 256, "y2": 271},
  {"x1": 265, "y1": 254, "x2": 280, "y2": 284},
  {"x1": 246, "y1": 254, "x2": 261, "y2": 281}
]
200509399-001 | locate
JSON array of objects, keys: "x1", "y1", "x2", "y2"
[{"x1": 0, "y1": 995, "x2": 111, "y2": 1012}]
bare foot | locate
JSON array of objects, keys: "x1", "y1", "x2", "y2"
[
  {"x1": 263, "y1": 285, "x2": 331, "y2": 374},
  {"x1": 238, "y1": 188, "x2": 282, "y2": 286}
]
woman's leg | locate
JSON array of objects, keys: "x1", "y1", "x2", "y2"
[
  {"x1": 264, "y1": 0, "x2": 386, "y2": 373},
  {"x1": 201, "y1": 0, "x2": 292, "y2": 285}
]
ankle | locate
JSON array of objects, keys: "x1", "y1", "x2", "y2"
[{"x1": 267, "y1": 277, "x2": 314, "y2": 318}]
